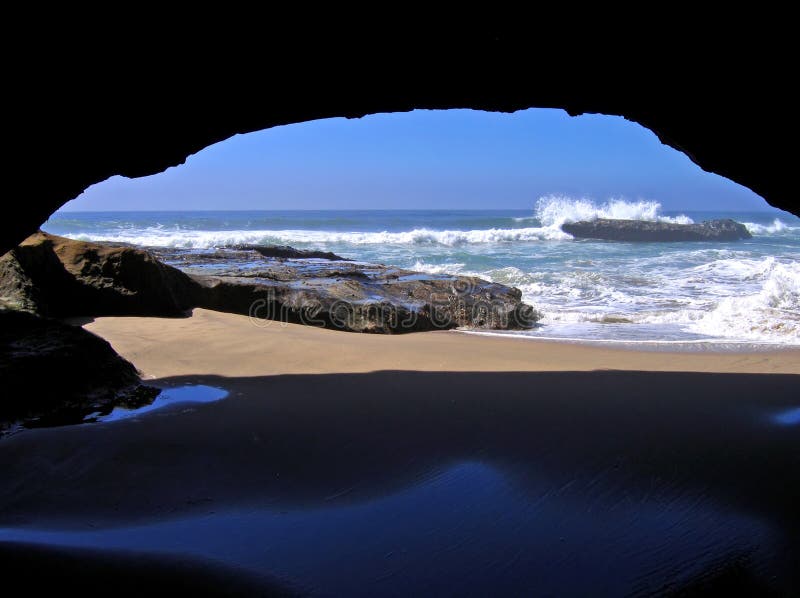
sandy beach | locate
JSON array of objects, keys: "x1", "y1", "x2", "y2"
[
  {"x1": 1, "y1": 309, "x2": 798, "y2": 594},
  {"x1": 84, "y1": 308, "x2": 800, "y2": 378}
]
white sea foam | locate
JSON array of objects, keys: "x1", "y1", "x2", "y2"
[
  {"x1": 742, "y1": 218, "x2": 795, "y2": 235},
  {"x1": 683, "y1": 260, "x2": 800, "y2": 342},
  {"x1": 411, "y1": 261, "x2": 466, "y2": 276},
  {"x1": 629, "y1": 259, "x2": 800, "y2": 343},
  {"x1": 689, "y1": 255, "x2": 779, "y2": 281},
  {"x1": 411, "y1": 261, "x2": 501, "y2": 281},
  {"x1": 514, "y1": 195, "x2": 694, "y2": 225},
  {"x1": 510, "y1": 254, "x2": 800, "y2": 344},
  {"x1": 67, "y1": 224, "x2": 572, "y2": 248}
]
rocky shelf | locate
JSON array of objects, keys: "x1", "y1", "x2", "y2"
[{"x1": 1, "y1": 232, "x2": 540, "y2": 333}]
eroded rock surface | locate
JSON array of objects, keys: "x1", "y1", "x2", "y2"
[
  {"x1": 0, "y1": 232, "x2": 196, "y2": 317},
  {"x1": 1, "y1": 234, "x2": 539, "y2": 332}
]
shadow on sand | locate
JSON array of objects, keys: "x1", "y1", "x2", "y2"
[{"x1": 1, "y1": 370, "x2": 798, "y2": 595}]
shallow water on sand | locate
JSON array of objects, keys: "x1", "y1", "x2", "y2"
[
  {"x1": 1, "y1": 385, "x2": 229, "y2": 439},
  {"x1": 89, "y1": 384, "x2": 228, "y2": 423}
]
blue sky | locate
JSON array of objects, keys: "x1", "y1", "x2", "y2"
[{"x1": 64, "y1": 109, "x2": 768, "y2": 212}]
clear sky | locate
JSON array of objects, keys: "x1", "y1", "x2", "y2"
[{"x1": 63, "y1": 108, "x2": 769, "y2": 212}]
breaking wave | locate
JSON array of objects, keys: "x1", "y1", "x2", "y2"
[
  {"x1": 676, "y1": 259, "x2": 800, "y2": 342},
  {"x1": 514, "y1": 195, "x2": 694, "y2": 226},
  {"x1": 512, "y1": 256, "x2": 800, "y2": 344},
  {"x1": 743, "y1": 218, "x2": 796, "y2": 235},
  {"x1": 67, "y1": 225, "x2": 572, "y2": 248}
]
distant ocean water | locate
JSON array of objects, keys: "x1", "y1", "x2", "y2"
[{"x1": 44, "y1": 196, "x2": 800, "y2": 348}]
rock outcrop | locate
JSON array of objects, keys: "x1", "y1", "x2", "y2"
[
  {"x1": 561, "y1": 218, "x2": 752, "y2": 242},
  {"x1": 0, "y1": 232, "x2": 197, "y2": 317},
  {"x1": 194, "y1": 260, "x2": 538, "y2": 333},
  {"x1": 1, "y1": 234, "x2": 540, "y2": 332},
  {"x1": 0, "y1": 234, "x2": 538, "y2": 429},
  {"x1": 0, "y1": 309, "x2": 158, "y2": 433}
]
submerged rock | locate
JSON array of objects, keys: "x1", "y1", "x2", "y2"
[
  {"x1": 561, "y1": 218, "x2": 752, "y2": 242},
  {"x1": 226, "y1": 244, "x2": 349, "y2": 261},
  {"x1": 0, "y1": 309, "x2": 158, "y2": 433}
]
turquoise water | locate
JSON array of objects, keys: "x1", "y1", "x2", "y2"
[{"x1": 45, "y1": 197, "x2": 800, "y2": 346}]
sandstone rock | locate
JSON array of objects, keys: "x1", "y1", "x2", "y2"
[
  {"x1": 0, "y1": 231, "x2": 198, "y2": 317},
  {"x1": 1, "y1": 233, "x2": 540, "y2": 333}
]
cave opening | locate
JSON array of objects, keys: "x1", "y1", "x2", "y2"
[
  {"x1": 42, "y1": 108, "x2": 800, "y2": 346},
  {"x1": 2, "y1": 107, "x2": 800, "y2": 595}
]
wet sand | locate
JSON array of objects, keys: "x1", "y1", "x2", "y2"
[{"x1": 1, "y1": 310, "x2": 798, "y2": 594}]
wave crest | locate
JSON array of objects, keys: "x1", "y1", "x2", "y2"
[
  {"x1": 743, "y1": 218, "x2": 795, "y2": 235},
  {"x1": 67, "y1": 224, "x2": 573, "y2": 248},
  {"x1": 686, "y1": 260, "x2": 800, "y2": 341},
  {"x1": 631, "y1": 258, "x2": 800, "y2": 343},
  {"x1": 528, "y1": 195, "x2": 694, "y2": 226}
]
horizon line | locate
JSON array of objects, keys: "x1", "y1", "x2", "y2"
[{"x1": 53, "y1": 206, "x2": 787, "y2": 214}]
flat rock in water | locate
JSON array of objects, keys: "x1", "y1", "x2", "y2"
[
  {"x1": 561, "y1": 218, "x2": 752, "y2": 242},
  {"x1": 225, "y1": 244, "x2": 349, "y2": 261}
]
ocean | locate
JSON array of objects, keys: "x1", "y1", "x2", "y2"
[{"x1": 44, "y1": 197, "x2": 800, "y2": 348}]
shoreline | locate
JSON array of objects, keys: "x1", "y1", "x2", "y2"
[
  {"x1": 82, "y1": 308, "x2": 800, "y2": 378},
  {"x1": 459, "y1": 329, "x2": 800, "y2": 353}
]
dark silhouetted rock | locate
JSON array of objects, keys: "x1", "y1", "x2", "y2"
[
  {"x1": 0, "y1": 309, "x2": 157, "y2": 433},
  {"x1": 561, "y1": 218, "x2": 752, "y2": 242},
  {"x1": 0, "y1": 231, "x2": 199, "y2": 317}
]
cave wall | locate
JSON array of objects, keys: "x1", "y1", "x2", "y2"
[{"x1": 6, "y1": 32, "x2": 796, "y2": 255}]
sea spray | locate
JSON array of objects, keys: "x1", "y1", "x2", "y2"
[
  {"x1": 743, "y1": 218, "x2": 796, "y2": 235},
  {"x1": 68, "y1": 225, "x2": 573, "y2": 247},
  {"x1": 515, "y1": 195, "x2": 695, "y2": 226}
]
